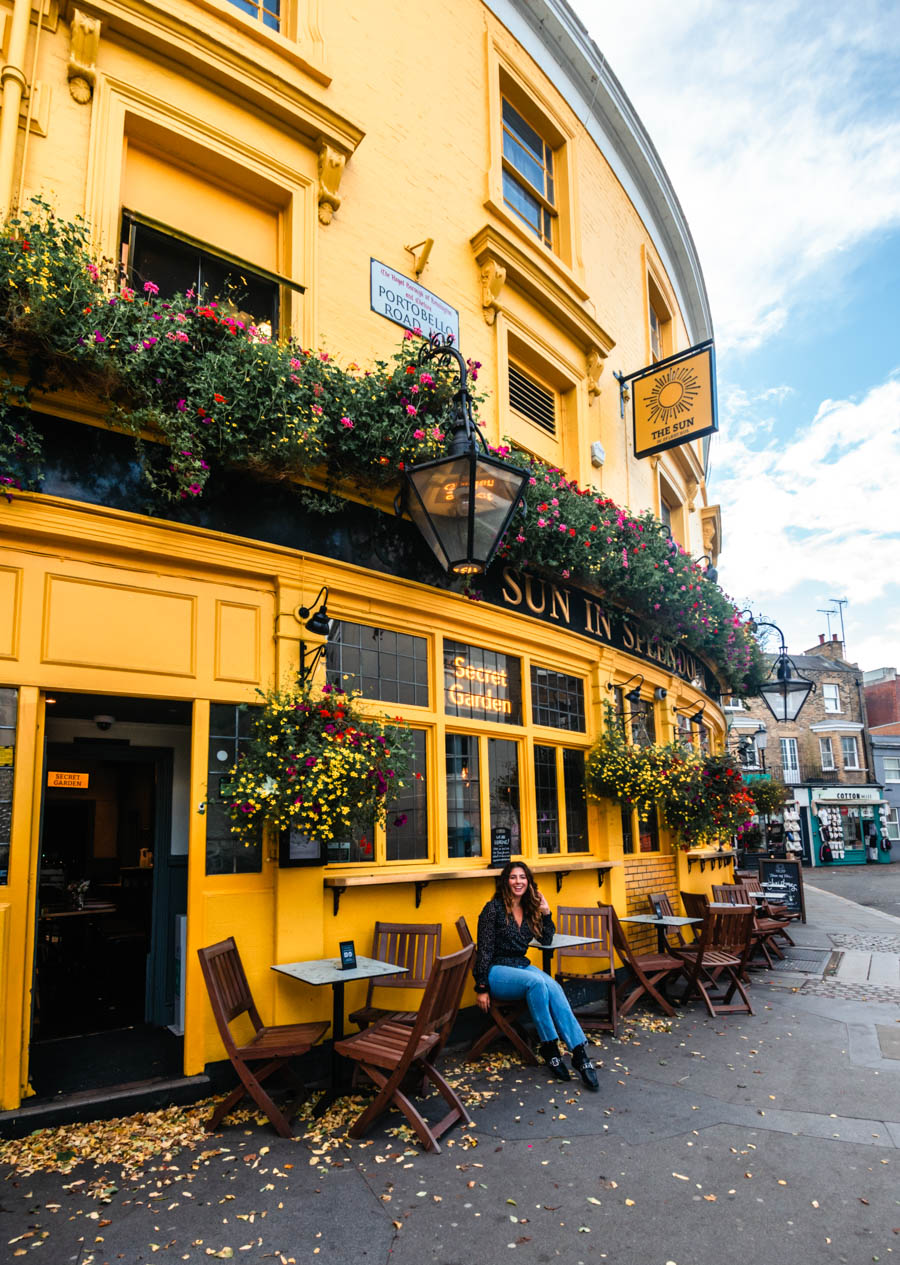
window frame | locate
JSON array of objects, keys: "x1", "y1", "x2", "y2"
[
  {"x1": 841, "y1": 735, "x2": 860, "y2": 770},
  {"x1": 886, "y1": 807, "x2": 900, "y2": 841},
  {"x1": 823, "y1": 683, "x2": 842, "y2": 714},
  {"x1": 226, "y1": 0, "x2": 281, "y2": 31},
  {"x1": 819, "y1": 736, "x2": 835, "y2": 772},
  {"x1": 883, "y1": 756, "x2": 900, "y2": 783},
  {"x1": 500, "y1": 97, "x2": 557, "y2": 250}
]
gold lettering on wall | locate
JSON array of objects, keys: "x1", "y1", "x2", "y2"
[{"x1": 501, "y1": 567, "x2": 523, "y2": 607}]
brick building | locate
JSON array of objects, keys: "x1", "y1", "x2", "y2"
[
  {"x1": 864, "y1": 668, "x2": 900, "y2": 847},
  {"x1": 726, "y1": 634, "x2": 890, "y2": 867}
]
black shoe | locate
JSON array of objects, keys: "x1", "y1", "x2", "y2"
[
  {"x1": 571, "y1": 1043, "x2": 599, "y2": 1092},
  {"x1": 539, "y1": 1040, "x2": 571, "y2": 1081}
]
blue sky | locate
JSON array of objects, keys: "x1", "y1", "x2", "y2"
[{"x1": 574, "y1": 0, "x2": 900, "y2": 672}]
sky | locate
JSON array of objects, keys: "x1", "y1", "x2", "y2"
[{"x1": 573, "y1": 0, "x2": 900, "y2": 673}]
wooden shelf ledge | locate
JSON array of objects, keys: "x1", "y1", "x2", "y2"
[
  {"x1": 323, "y1": 859, "x2": 621, "y2": 915},
  {"x1": 685, "y1": 848, "x2": 736, "y2": 874}
]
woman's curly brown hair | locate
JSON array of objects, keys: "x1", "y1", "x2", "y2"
[{"x1": 496, "y1": 861, "x2": 544, "y2": 939}]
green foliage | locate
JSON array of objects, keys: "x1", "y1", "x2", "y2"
[
  {"x1": 222, "y1": 680, "x2": 415, "y2": 847},
  {"x1": 749, "y1": 777, "x2": 790, "y2": 816},
  {"x1": 0, "y1": 198, "x2": 765, "y2": 691}
]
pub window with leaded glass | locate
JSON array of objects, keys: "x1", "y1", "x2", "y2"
[
  {"x1": 489, "y1": 738, "x2": 521, "y2": 854},
  {"x1": 444, "y1": 641, "x2": 521, "y2": 725},
  {"x1": 326, "y1": 621, "x2": 428, "y2": 707},
  {"x1": 207, "y1": 703, "x2": 262, "y2": 875},
  {"x1": 446, "y1": 733, "x2": 481, "y2": 858},
  {"x1": 534, "y1": 744, "x2": 560, "y2": 854},
  {"x1": 630, "y1": 697, "x2": 656, "y2": 748},
  {"x1": 0, "y1": 689, "x2": 16, "y2": 884},
  {"x1": 385, "y1": 729, "x2": 428, "y2": 862},
  {"x1": 531, "y1": 666, "x2": 585, "y2": 731},
  {"x1": 562, "y1": 748, "x2": 588, "y2": 851}
]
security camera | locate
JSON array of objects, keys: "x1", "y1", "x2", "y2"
[{"x1": 93, "y1": 714, "x2": 115, "y2": 731}]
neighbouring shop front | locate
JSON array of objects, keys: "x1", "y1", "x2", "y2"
[{"x1": 807, "y1": 787, "x2": 892, "y2": 866}]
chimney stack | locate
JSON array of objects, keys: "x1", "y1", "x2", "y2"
[
  {"x1": 833, "y1": 633, "x2": 838, "y2": 641},
  {"x1": 819, "y1": 634, "x2": 825, "y2": 644}
]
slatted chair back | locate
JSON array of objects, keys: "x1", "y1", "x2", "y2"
[
  {"x1": 198, "y1": 936, "x2": 262, "y2": 1054},
  {"x1": 556, "y1": 906, "x2": 613, "y2": 961},
  {"x1": 409, "y1": 943, "x2": 474, "y2": 1052},
  {"x1": 711, "y1": 884, "x2": 746, "y2": 906},
  {"x1": 349, "y1": 921, "x2": 441, "y2": 1028},
  {"x1": 607, "y1": 906, "x2": 683, "y2": 1019},
  {"x1": 647, "y1": 891, "x2": 690, "y2": 948},
  {"x1": 705, "y1": 905, "x2": 756, "y2": 957},
  {"x1": 674, "y1": 906, "x2": 755, "y2": 1017},
  {"x1": 455, "y1": 915, "x2": 537, "y2": 1064},
  {"x1": 680, "y1": 890, "x2": 709, "y2": 922}
]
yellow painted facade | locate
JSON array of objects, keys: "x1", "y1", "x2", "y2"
[{"x1": 0, "y1": 0, "x2": 733, "y2": 1109}]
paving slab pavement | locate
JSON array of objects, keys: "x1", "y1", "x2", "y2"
[{"x1": 1, "y1": 879, "x2": 898, "y2": 1265}]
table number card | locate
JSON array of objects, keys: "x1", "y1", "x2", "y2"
[{"x1": 339, "y1": 940, "x2": 357, "y2": 971}]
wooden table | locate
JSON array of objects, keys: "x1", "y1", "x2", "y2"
[
  {"x1": 528, "y1": 932, "x2": 601, "y2": 976},
  {"x1": 620, "y1": 914, "x2": 701, "y2": 954},
  {"x1": 272, "y1": 956, "x2": 407, "y2": 1115}
]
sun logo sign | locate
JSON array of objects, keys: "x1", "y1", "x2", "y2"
[{"x1": 629, "y1": 341, "x2": 718, "y2": 459}]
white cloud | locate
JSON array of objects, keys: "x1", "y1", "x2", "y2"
[
  {"x1": 711, "y1": 371, "x2": 900, "y2": 620},
  {"x1": 576, "y1": 0, "x2": 900, "y2": 351}
]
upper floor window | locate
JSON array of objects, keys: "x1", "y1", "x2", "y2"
[
  {"x1": 647, "y1": 274, "x2": 673, "y2": 362},
  {"x1": 819, "y1": 737, "x2": 835, "y2": 771},
  {"x1": 228, "y1": 0, "x2": 280, "y2": 31},
  {"x1": 501, "y1": 99, "x2": 556, "y2": 249},
  {"x1": 722, "y1": 695, "x2": 744, "y2": 711},
  {"x1": 823, "y1": 683, "x2": 841, "y2": 713},
  {"x1": 326, "y1": 621, "x2": 429, "y2": 708},
  {"x1": 883, "y1": 756, "x2": 900, "y2": 782},
  {"x1": 122, "y1": 213, "x2": 281, "y2": 337},
  {"x1": 841, "y1": 736, "x2": 860, "y2": 769}
]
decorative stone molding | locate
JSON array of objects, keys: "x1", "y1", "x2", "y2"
[
  {"x1": 317, "y1": 144, "x2": 346, "y2": 224},
  {"x1": 700, "y1": 504, "x2": 722, "y2": 563},
  {"x1": 480, "y1": 257, "x2": 506, "y2": 324},
  {"x1": 586, "y1": 346, "x2": 604, "y2": 401},
  {"x1": 68, "y1": 7, "x2": 100, "y2": 104},
  {"x1": 686, "y1": 477, "x2": 699, "y2": 512}
]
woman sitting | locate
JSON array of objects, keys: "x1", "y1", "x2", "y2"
[{"x1": 474, "y1": 861, "x2": 599, "y2": 1091}]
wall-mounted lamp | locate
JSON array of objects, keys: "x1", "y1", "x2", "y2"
[
  {"x1": 694, "y1": 554, "x2": 718, "y2": 584},
  {"x1": 744, "y1": 615, "x2": 815, "y2": 722},
  {"x1": 294, "y1": 586, "x2": 332, "y2": 685},
  {"x1": 403, "y1": 336, "x2": 529, "y2": 576},
  {"x1": 608, "y1": 673, "x2": 644, "y2": 706},
  {"x1": 673, "y1": 703, "x2": 705, "y2": 727}
]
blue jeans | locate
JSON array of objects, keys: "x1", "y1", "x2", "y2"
[{"x1": 488, "y1": 962, "x2": 586, "y2": 1050}]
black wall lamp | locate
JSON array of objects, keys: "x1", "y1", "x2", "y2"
[
  {"x1": 295, "y1": 586, "x2": 332, "y2": 685},
  {"x1": 744, "y1": 615, "x2": 815, "y2": 722},
  {"x1": 403, "y1": 335, "x2": 530, "y2": 576},
  {"x1": 673, "y1": 702, "x2": 705, "y2": 728},
  {"x1": 608, "y1": 673, "x2": 644, "y2": 706},
  {"x1": 694, "y1": 554, "x2": 718, "y2": 584}
]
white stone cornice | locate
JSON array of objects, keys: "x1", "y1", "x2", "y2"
[{"x1": 809, "y1": 721, "x2": 864, "y2": 733}]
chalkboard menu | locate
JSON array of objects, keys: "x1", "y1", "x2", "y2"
[
  {"x1": 759, "y1": 858, "x2": 805, "y2": 922},
  {"x1": 490, "y1": 827, "x2": 512, "y2": 869}
]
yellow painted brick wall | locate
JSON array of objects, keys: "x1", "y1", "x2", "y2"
[{"x1": 623, "y1": 854, "x2": 678, "y2": 955}]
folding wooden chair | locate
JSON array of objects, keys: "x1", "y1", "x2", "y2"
[
  {"x1": 608, "y1": 907, "x2": 686, "y2": 1019},
  {"x1": 647, "y1": 891, "x2": 692, "y2": 949},
  {"x1": 455, "y1": 916, "x2": 538, "y2": 1065},
  {"x1": 198, "y1": 937, "x2": 329, "y2": 1138},
  {"x1": 334, "y1": 944, "x2": 474, "y2": 1152},
  {"x1": 712, "y1": 884, "x2": 784, "y2": 967},
  {"x1": 554, "y1": 906, "x2": 618, "y2": 1035},
  {"x1": 349, "y1": 921, "x2": 441, "y2": 1028},
  {"x1": 672, "y1": 906, "x2": 755, "y2": 1017},
  {"x1": 736, "y1": 877, "x2": 799, "y2": 938}
]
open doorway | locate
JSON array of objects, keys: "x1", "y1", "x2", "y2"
[{"x1": 31, "y1": 694, "x2": 191, "y2": 1098}]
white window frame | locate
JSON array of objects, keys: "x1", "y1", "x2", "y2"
[
  {"x1": 841, "y1": 735, "x2": 860, "y2": 769},
  {"x1": 780, "y1": 736, "x2": 800, "y2": 783},
  {"x1": 883, "y1": 756, "x2": 900, "y2": 782},
  {"x1": 819, "y1": 736, "x2": 835, "y2": 771},
  {"x1": 886, "y1": 807, "x2": 900, "y2": 841},
  {"x1": 823, "y1": 683, "x2": 841, "y2": 713}
]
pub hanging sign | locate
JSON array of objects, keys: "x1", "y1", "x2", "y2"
[{"x1": 621, "y1": 340, "x2": 718, "y2": 460}]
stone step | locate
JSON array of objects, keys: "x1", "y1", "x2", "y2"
[
  {"x1": 834, "y1": 949, "x2": 872, "y2": 982},
  {"x1": 867, "y1": 953, "x2": 900, "y2": 987}
]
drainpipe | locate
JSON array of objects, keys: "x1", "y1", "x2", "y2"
[
  {"x1": 857, "y1": 675, "x2": 876, "y2": 784},
  {"x1": 0, "y1": 0, "x2": 33, "y2": 221}
]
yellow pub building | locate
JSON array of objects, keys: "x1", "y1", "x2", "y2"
[{"x1": 0, "y1": 0, "x2": 736, "y2": 1112}]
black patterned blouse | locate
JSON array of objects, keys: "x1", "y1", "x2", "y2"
[{"x1": 473, "y1": 896, "x2": 555, "y2": 993}]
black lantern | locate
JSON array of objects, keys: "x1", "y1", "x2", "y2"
[
  {"x1": 749, "y1": 618, "x2": 814, "y2": 722},
  {"x1": 404, "y1": 336, "x2": 529, "y2": 576}
]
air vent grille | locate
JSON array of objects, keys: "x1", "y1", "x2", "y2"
[{"x1": 509, "y1": 363, "x2": 556, "y2": 435}]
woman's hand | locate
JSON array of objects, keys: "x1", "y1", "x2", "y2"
[
  {"x1": 476, "y1": 991, "x2": 491, "y2": 1012},
  {"x1": 536, "y1": 888, "x2": 552, "y2": 916}
]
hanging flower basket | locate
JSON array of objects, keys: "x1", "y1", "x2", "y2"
[{"x1": 222, "y1": 681, "x2": 415, "y2": 848}]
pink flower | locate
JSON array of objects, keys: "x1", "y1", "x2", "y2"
[
  {"x1": 419, "y1": 373, "x2": 434, "y2": 386},
  {"x1": 86, "y1": 263, "x2": 99, "y2": 280},
  {"x1": 143, "y1": 281, "x2": 159, "y2": 296},
  {"x1": 187, "y1": 483, "x2": 202, "y2": 496},
  {"x1": 431, "y1": 427, "x2": 444, "y2": 441},
  {"x1": 413, "y1": 428, "x2": 426, "y2": 440},
  {"x1": 341, "y1": 416, "x2": 354, "y2": 428},
  {"x1": 406, "y1": 404, "x2": 418, "y2": 416},
  {"x1": 176, "y1": 399, "x2": 186, "y2": 412}
]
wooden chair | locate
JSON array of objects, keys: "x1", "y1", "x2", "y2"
[
  {"x1": 672, "y1": 906, "x2": 755, "y2": 1017},
  {"x1": 455, "y1": 916, "x2": 538, "y2": 1065},
  {"x1": 647, "y1": 892, "x2": 692, "y2": 949},
  {"x1": 711, "y1": 884, "x2": 784, "y2": 967},
  {"x1": 197, "y1": 937, "x2": 329, "y2": 1138},
  {"x1": 554, "y1": 906, "x2": 618, "y2": 1035},
  {"x1": 608, "y1": 906, "x2": 686, "y2": 1019},
  {"x1": 348, "y1": 921, "x2": 442, "y2": 1028},
  {"x1": 736, "y1": 877, "x2": 799, "y2": 937},
  {"x1": 334, "y1": 944, "x2": 474, "y2": 1152},
  {"x1": 680, "y1": 890, "x2": 709, "y2": 925}
]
